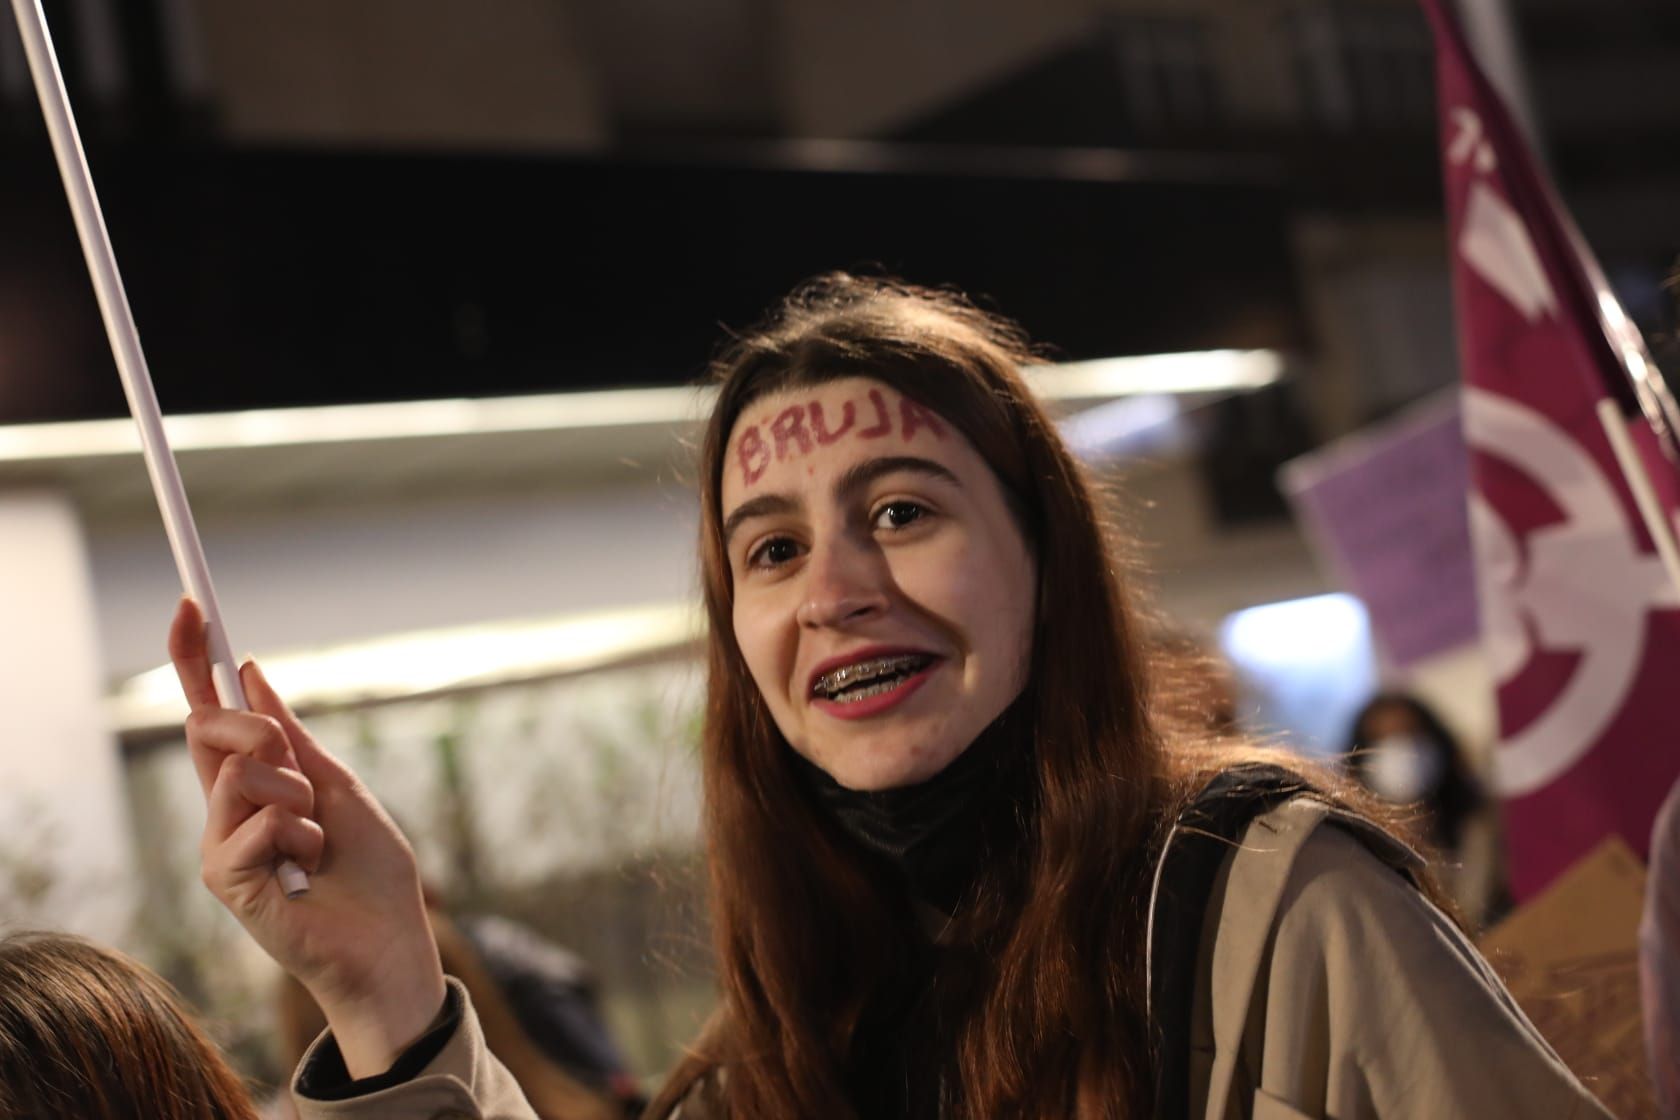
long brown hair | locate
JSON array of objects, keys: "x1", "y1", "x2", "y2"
[
  {"x1": 0, "y1": 932, "x2": 260, "y2": 1120},
  {"x1": 652, "y1": 274, "x2": 1384, "y2": 1118}
]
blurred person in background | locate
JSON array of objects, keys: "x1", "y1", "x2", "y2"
[
  {"x1": 0, "y1": 931, "x2": 259, "y2": 1120},
  {"x1": 1343, "y1": 693, "x2": 1508, "y2": 928},
  {"x1": 172, "y1": 275, "x2": 1605, "y2": 1118},
  {"x1": 454, "y1": 912, "x2": 647, "y2": 1114},
  {"x1": 276, "y1": 885, "x2": 640, "y2": 1119}
]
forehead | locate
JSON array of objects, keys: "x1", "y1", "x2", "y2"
[
  {"x1": 722, "y1": 377, "x2": 959, "y2": 498},
  {"x1": 1364, "y1": 704, "x2": 1422, "y2": 735}
]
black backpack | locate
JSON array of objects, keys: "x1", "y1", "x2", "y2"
[{"x1": 1147, "y1": 764, "x2": 1322, "y2": 1120}]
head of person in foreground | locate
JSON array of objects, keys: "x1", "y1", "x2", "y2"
[{"x1": 0, "y1": 931, "x2": 259, "y2": 1120}]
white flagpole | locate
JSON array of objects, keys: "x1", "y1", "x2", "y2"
[
  {"x1": 10, "y1": 0, "x2": 309, "y2": 897},
  {"x1": 1597, "y1": 400, "x2": 1680, "y2": 602}
]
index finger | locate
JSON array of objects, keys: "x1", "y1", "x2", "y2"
[{"x1": 168, "y1": 596, "x2": 222, "y2": 713}]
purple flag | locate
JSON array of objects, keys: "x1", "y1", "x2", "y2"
[{"x1": 1423, "y1": 0, "x2": 1680, "y2": 898}]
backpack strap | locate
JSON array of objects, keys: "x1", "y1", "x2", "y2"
[
  {"x1": 1148, "y1": 764, "x2": 1311, "y2": 1120},
  {"x1": 1147, "y1": 765, "x2": 1426, "y2": 1120}
]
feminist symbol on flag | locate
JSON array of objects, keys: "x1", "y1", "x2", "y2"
[
  {"x1": 1426, "y1": 0, "x2": 1680, "y2": 895},
  {"x1": 1447, "y1": 97, "x2": 1680, "y2": 795},
  {"x1": 1463, "y1": 388, "x2": 1680, "y2": 796}
]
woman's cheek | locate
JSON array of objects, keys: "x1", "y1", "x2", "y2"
[
  {"x1": 735, "y1": 592, "x2": 800, "y2": 708},
  {"x1": 895, "y1": 533, "x2": 976, "y2": 604},
  {"x1": 732, "y1": 603, "x2": 773, "y2": 689}
]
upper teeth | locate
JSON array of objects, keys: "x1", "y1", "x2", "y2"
[{"x1": 814, "y1": 654, "x2": 929, "y2": 696}]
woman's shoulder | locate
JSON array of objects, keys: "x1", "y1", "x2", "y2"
[
  {"x1": 1147, "y1": 769, "x2": 1425, "y2": 1118},
  {"x1": 1266, "y1": 808, "x2": 1439, "y2": 934},
  {"x1": 1202, "y1": 796, "x2": 1610, "y2": 1118},
  {"x1": 1173, "y1": 750, "x2": 1431, "y2": 870},
  {"x1": 1160, "y1": 760, "x2": 1423, "y2": 888},
  {"x1": 1182, "y1": 789, "x2": 1427, "y2": 968}
]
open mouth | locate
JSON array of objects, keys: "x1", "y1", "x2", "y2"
[{"x1": 810, "y1": 652, "x2": 937, "y2": 704}]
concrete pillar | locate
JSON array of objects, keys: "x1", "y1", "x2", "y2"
[{"x1": 0, "y1": 489, "x2": 134, "y2": 940}]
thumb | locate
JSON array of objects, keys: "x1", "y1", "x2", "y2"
[{"x1": 240, "y1": 659, "x2": 345, "y2": 787}]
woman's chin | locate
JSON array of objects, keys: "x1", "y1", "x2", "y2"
[{"x1": 811, "y1": 736, "x2": 965, "y2": 792}]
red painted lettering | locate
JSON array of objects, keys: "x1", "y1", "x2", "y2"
[
  {"x1": 770, "y1": 405, "x2": 812, "y2": 461},
  {"x1": 809, "y1": 400, "x2": 856, "y2": 445},
  {"x1": 858, "y1": 389, "x2": 893, "y2": 438},
  {"x1": 738, "y1": 425, "x2": 770, "y2": 486},
  {"x1": 899, "y1": 398, "x2": 947, "y2": 441},
  {"x1": 740, "y1": 391, "x2": 945, "y2": 483}
]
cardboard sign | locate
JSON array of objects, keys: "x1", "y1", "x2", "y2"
[{"x1": 1478, "y1": 837, "x2": 1652, "y2": 1118}]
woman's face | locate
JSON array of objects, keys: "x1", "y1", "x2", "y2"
[{"x1": 720, "y1": 376, "x2": 1037, "y2": 791}]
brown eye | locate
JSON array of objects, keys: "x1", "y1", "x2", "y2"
[
  {"x1": 749, "y1": 536, "x2": 802, "y2": 569},
  {"x1": 873, "y1": 501, "x2": 927, "y2": 530}
]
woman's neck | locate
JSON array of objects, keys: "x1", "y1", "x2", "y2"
[{"x1": 792, "y1": 702, "x2": 1029, "y2": 917}]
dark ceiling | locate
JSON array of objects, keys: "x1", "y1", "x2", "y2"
[{"x1": 0, "y1": 142, "x2": 1303, "y2": 424}]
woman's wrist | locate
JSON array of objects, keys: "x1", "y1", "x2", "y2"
[{"x1": 317, "y1": 963, "x2": 450, "y2": 1079}]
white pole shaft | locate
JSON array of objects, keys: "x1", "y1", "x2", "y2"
[
  {"x1": 1597, "y1": 400, "x2": 1680, "y2": 602},
  {"x1": 10, "y1": 0, "x2": 308, "y2": 898}
]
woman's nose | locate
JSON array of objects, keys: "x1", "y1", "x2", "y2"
[{"x1": 795, "y1": 535, "x2": 888, "y2": 629}]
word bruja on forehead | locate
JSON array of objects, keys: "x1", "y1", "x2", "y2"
[{"x1": 737, "y1": 388, "x2": 947, "y2": 487}]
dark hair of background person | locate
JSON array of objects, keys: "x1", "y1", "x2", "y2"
[
  {"x1": 648, "y1": 273, "x2": 1439, "y2": 1119},
  {"x1": 0, "y1": 931, "x2": 259, "y2": 1120},
  {"x1": 1345, "y1": 692, "x2": 1486, "y2": 855},
  {"x1": 277, "y1": 909, "x2": 620, "y2": 1120}
]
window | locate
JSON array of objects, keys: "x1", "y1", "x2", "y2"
[
  {"x1": 1287, "y1": 4, "x2": 1435, "y2": 130},
  {"x1": 1110, "y1": 15, "x2": 1225, "y2": 133}
]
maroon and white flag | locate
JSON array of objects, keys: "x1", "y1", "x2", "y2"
[{"x1": 1422, "y1": 0, "x2": 1680, "y2": 899}]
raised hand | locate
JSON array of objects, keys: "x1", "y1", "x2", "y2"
[{"x1": 169, "y1": 597, "x2": 448, "y2": 1077}]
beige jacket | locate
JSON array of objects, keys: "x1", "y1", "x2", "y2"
[
  {"x1": 1183, "y1": 796, "x2": 1609, "y2": 1119},
  {"x1": 293, "y1": 797, "x2": 1612, "y2": 1119}
]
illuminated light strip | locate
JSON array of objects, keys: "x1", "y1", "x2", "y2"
[
  {"x1": 1027, "y1": 349, "x2": 1283, "y2": 399},
  {"x1": 108, "y1": 601, "x2": 704, "y2": 737},
  {"x1": 0, "y1": 350, "x2": 1283, "y2": 464},
  {"x1": 0, "y1": 385, "x2": 710, "y2": 463}
]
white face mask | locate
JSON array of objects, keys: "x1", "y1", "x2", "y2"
[{"x1": 1362, "y1": 734, "x2": 1445, "y2": 804}]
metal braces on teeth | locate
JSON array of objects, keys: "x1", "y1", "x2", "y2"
[{"x1": 815, "y1": 654, "x2": 927, "y2": 695}]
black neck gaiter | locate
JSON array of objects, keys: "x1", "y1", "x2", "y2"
[{"x1": 791, "y1": 698, "x2": 1031, "y2": 917}]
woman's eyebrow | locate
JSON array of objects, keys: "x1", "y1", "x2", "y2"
[
  {"x1": 721, "y1": 457, "x2": 958, "y2": 545},
  {"x1": 722, "y1": 493, "x2": 798, "y2": 545},
  {"x1": 835, "y1": 456, "x2": 961, "y2": 503}
]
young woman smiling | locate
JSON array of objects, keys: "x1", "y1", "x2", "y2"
[{"x1": 171, "y1": 275, "x2": 1609, "y2": 1119}]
